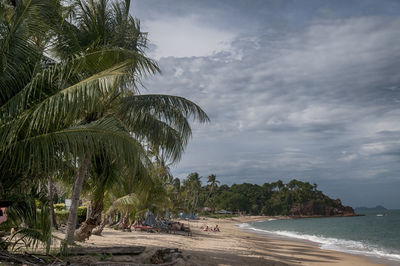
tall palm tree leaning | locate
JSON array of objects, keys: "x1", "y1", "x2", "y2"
[
  {"x1": 0, "y1": 0, "x2": 208, "y2": 247},
  {"x1": 52, "y1": 0, "x2": 209, "y2": 243},
  {"x1": 0, "y1": 0, "x2": 162, "y2": 249}
]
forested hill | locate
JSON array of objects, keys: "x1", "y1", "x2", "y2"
[{"x1": 194, "y1": 178, "x2": 355, "y2": 216}]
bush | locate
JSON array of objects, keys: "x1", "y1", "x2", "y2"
[
  {"x1": 54, "y1": 205, "x2": 87, "y2": 225},
  {"x1": 54, "y1": 203, "x2": 66, "y2": 211},
  {"x1": 78, "y1": 206, "x2": 87, "y2": 224},
  {"x1": 55, "y1": 210, "x2": 69, "y2": 225}
]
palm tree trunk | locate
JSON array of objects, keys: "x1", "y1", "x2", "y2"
[
  {"x1": 65, "y1": 152, "x2": 91, "y2": 244},
  {"x1": 48, "y1": 175, "x2": 58, "y2": 230},
  {"x1": 92, "y1": 215, "x2": 107, "y2": 235},
  {"x1": 118, "y1": 213, "x2": 129, "y2": 230},
  {"x1": 74, "y1": 200, "x2": 104, "y2": 241}
]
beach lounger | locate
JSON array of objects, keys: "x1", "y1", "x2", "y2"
[{"x1": 133, "y1": 225, "x2": 160, "y2": 232}]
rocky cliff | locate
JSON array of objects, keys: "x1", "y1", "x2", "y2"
[{"x1": 289, "y1": 199, "x2": 356, "y2": 216}]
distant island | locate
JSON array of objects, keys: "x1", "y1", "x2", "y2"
[{"x1": 355, "y1": 205, "x2": 388, "y2": 212}]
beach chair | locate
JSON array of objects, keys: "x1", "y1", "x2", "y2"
[
  {"x1": 133, "y1": 225, "x2": 160, "y2": 232},
  {"x1": 156, "y1": 220, "x2": 171, "y2": 233}
]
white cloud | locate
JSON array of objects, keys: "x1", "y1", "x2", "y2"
[
  {"x1": 360, "y1": 141, "x2": 400, "y2": 156},
  {"x1": 142, "y1": 16, "x2": 235, "y2": 59},
  {"x1": 338, "y1": 153, "x2": 358, "y2": 162}
]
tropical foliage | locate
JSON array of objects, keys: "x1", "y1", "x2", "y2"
[
  {"x1": 172, "y1": 176, "x2": 343, "y2": 216},
  {"x1": 0, "y1": 0, "x2": 208, "y2": 251}
]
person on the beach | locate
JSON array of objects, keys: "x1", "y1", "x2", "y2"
[
  {"x1": 214, "y1": 225, "x2": 220, "y2": 232},
  {"x1": 203, "y1": 225, "x2": 209, "y2": 231}
]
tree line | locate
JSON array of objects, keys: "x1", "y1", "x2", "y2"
[{"x1": 174, "y1": 173, "x2": 342, "y2": 216}]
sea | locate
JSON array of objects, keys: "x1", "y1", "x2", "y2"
[{"x1": 238, "y1": 210, "x2": 400, "y2": 265}]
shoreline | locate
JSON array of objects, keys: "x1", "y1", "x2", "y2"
[
  {"x1": 236, "y1": 216, "x2": 399, "y2": 266},
  {"x1": 61, "y1": 216, "x2": 384, "y2": 265}
]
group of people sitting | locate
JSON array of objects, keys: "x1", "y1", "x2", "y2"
[{"x1": 200, "y1": 224, "x2": 220, "y2": 232}]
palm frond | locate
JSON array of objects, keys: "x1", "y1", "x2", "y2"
[
  {"x1": 1, "y1": 116, "x2": 152, "y2": 174},
  {"x1": 0, "y1": 48, "x2": 158, "y2": 124},
  {"x1": 120, "y1": 94, "x2": 209, "y2": 124}
]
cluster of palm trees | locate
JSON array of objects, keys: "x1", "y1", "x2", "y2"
[
  {"x1": 169, "y1": 173, "x2": 221, "y2": 215},
  {"x1": 0, "y1": 0, "x2": 208, "y2": 251}
]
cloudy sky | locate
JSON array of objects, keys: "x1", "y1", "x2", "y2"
[{"x1": 130, "y1": 0, "x2": 400, "y2": 209}]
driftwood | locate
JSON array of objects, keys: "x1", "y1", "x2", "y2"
[
  {"x1": 150, "y1": 248, "x2": 183, "y2": 264},
  {"x1": 67, "y1": 246, "x2": 146, "y2": 256},
  {"x1": 0, "y1": 248, "x2": 184, "y2": 266}
]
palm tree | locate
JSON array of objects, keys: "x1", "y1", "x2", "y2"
[
  {"x1": 205, "y1": 174, "x2": 220, "y2": 212},
  {"x1": 1, "y1": 0, "x2": 209, "y2": 248},
  {"x1": 73, "y1": 150, "x2": 121, "y2": 240},
  {"x1": 207, "y1": 174, "x2": 220, "y2": 193},
  {"x1": 0, "y1": 0, "x2": 147, "y2": 250},
  {"x1": 0, "y1": 0, "x2": 199, "y2": 246},
  {"x1": 183, "y1": 173, "x2": 202, "y2": 215},
  {"x1": 50, "y1": 0, "x2": 209, "y2": 243},
  {"x1": 103, "y1": 165, "x2": 172, "y2": 229},
  {"x1": 0, "y1": 0, "x2": 157, "y2": 189}
]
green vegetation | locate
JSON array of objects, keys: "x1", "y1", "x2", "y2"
[
  {"x1": 212, "y1": 179, "x2": 323, "y2": 215},
  {"x1": 171, "y1": 174, "x2": 349, "y2": 216},
  {"x1": 0, "y1": 0, "x2": 208, "y2": 253},
  {"x1": 55, "y1": 210, "x2": 69, "y2": 225},
  {"x1": 201, "y1": 213, "x2": 237, "y2": 219}
]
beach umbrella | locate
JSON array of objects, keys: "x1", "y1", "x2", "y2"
[{"x1": 144, "y1": 211, "x2": 157, "y2": 227}]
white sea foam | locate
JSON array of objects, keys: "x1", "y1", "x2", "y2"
[
  {"x1": 237, "y1": 223, "x2": 400, "y2": 262},
  {"x1": 238, "y1": 222, "x2": 250, "y2": 228}
]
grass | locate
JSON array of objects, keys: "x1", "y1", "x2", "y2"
[{"x1": 98, "y1": 253, "x2": 113, "y2": 261}]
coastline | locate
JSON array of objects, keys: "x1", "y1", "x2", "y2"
[
  {"x1": 236, "y1": 216, "x2": 399, "y2": 266},
  {"x1": 62, "y1": 216, "x2": 383, "y2": 265},
  {"x1": 230, "y1": 216, "x2": 385, "y2": 265}
]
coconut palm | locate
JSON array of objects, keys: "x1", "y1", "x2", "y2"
[
  {"x1": 103, "y1": 165, "x2": 172, "y2": 230},
  {"x1": 182, "y1": 173, "x2": 202, "y2": 215},
  {"x1": 207, "y1": 174, "x2": 220, "y2": 193},
  {"x1": 0, "y1": 0, "x2": 178, "y2": 247},
  {"x1": 205, "y1": 174, "x2": 220, "y2": 212},
  {"x1": 50, "y1": 0, "x2": 209, "y2": 243},
  {"x1": 0, "y1": 0, "x2": 156, "y2": 181},
  {"x1": 1, "y1": 0, "x2": 208, "y2": 248}
]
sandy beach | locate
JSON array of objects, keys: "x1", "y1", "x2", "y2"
[{"x1": 65, "y1": 216, "x2": 381, "y2": 265}]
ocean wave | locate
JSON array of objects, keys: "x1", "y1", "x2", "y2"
[
  {"x1": 238, "y1": 222, "x2": 250, "y2": 228},
  {"x1": 237, "y1": 223, "x2": 400, "y2": 262}
]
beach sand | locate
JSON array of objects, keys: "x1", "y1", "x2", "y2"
[{"x1": 67, "y1": 216, "x2": 381, "y2": 265}]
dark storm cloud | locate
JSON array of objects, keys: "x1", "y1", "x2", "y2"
[{"x1": 132, "y1": 1, "x2": 400, "y2": 208}]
